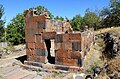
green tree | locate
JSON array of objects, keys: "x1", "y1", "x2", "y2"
[
  {"x1": 101, "y1": 0, "x2": 120, "y2": 27},
  {"x1": 6, "y1": 14, "x2": 25, "y2": 45},
  {"x1": 24, "y1": 6, "x2": 54, "y2": 19},
  {"x1": 6, "y1": 5, "x2": 53, "y2": 45},
  {"x1": 54, "y1": 16, "x2": 64, "y2": 21},
  {"x1": 0, "y1": 4, "x2": 5, "y2": 42},
  {"x1": 59, "y1": 16, "x2": 64, "y2": 21},
  {"x1": 109, "y1": 0, "x2": 120, "y2": 26},
  {"x1": 100, "y1": 7, "x2": 110, "y2": 17},
  {"x1": 70, "y1": 14, "x2": 83, "y2": 31},
  {"x1": 54, "y1": 16, "x2": 59, "y2": 20},
  {"x1": 36, "y1": 6, "x2": 54, "y2": 18},
  {"x1": 83, "y1": 9, "x2": 100, "y2": 30}
]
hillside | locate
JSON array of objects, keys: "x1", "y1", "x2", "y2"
[{"x1": 84, "y1": 27, "x2": 120, "y2": 78}]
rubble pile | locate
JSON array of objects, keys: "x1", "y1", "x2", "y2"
[{"x1": 95, "y1": 31, "x2": 120, "y2": 78}]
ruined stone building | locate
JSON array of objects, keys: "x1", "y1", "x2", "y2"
[{"x1": 24, "y1": 10, "x2": 94, "y2": 67}]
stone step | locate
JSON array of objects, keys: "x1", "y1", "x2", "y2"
[
  {"x1": 24, "y1": 61, "x2": 83, "y2": 72},
  {"x1": 21, "y1": 64, "x2": 69, "y2": 73}
]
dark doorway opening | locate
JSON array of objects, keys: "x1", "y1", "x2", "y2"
[
  {"x1": 44, "y1": 39, "x2": 55, "y2": 64},
  {"x1": 16, "y1": 55, "x2": 27, "y2": 64}
]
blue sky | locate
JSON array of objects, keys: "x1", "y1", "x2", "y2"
[{"x1": 0, "y1": 0, "x2": 110, "y2": 27}]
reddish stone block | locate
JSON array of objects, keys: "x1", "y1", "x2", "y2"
[
  {"x1": 63, "y1": 58, "x2": 78, "y2": 66},
  {"x1": 28, "y1": 22, "x2": 37, "y2": 30},
  {"x1": 62, "y1": 42, "x2": 72, "y2": 50},
  {"x1": 55, "y1": 49, "x2": 69, "y2": 58},
  {"x1": 27, "y1": 42, "x2": 35, "y2": 49},
  {"x1": 55, "y1": 57, "x2": 63, "y2": 65},
  {"x1": 69, "y1": 33, "x2": 81, "y2": 41},
  {"x1": 27, "y1": 55, "x2": 35, "y2": 61},
  {"x1": 35, "y1": 34, "x2": 42, "y2": 43},
  {"x1": 26, "y1": 48, "x2": 36, "y2": 58},
  {"x1": 34, "y1": 15, "x2": 45, "y2": 22},
  {"x1": 32, "y1": 49, "x2": 36, "y2": 55},
  {"x1": 25, "y1": 26, "x2": 36, "y2": 41},
  {"x1": 55, "y1": 43, "x2": 62, "y2": 50},
  {"x1": 62, "y1": 50, "x2": 71, "y2": 58},
  {"x1": 25, "y1": 34, "x2": 35, "y2": 43},
  {"x1": 42, "y1": 32, "x2": 56, "y2": 39},
  {"x1": 25, "y1": 22, "x2": 38, "y2": 34},
  {"x1": 26, "y1": 48, "x2": 30, "y2": 56},
  {"x1": 55, "y1": 49, "x2": 64, "y2": 58},
  {"x1": 56, "y1": 50, "x2": 69, "y2": 58},
  {"x1": 40, "y1": 56, "x2": 47, "y2": 63},
  {"x1": 25, "y1": 22, "x2": 30, "y2": 30},
  {"x1": 37, "y1": 28, "x2": 44, "y2": 34},
  {"x1": 37, "y1": 21, "x2": 46, "y2": 30},
  {"x1": 70, "y1": 51, "x2": 81, "y2": 59},
  {"x1": 62, "y1": 34, "x2": 69, "y2": 42},
  {"x1": 35, "y1": 42, "x2": 46, "y2": 49}
]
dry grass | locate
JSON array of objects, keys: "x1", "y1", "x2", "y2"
[
  {"x1": 83, "y1": 39, "x2": 105, "y2": 73},
  {"x1": 107, "y1": 54, "x2": 120, "y2": 73},
  {"x1": 95, "y1": 27, "x2": 120, "y2": 35},
  {"x1": 94, "y1": 27, "x2": 120, "y2": 76}
]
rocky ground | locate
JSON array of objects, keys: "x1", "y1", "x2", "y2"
[
  {"x1": 0, "y1": 58, "x2": 77, "y2": 79},
  {"x1": 83, "y1": 27, "x2": 120, "y2": 79},
  {"x1": 0, "y1": 47, "x2": 76, "y2": 79}
]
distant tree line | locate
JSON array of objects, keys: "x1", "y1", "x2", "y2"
[
  {"x1": 0, "y1": 4, "x2": 5, "y2": 42},
  {"x1": 0, "y1": 0, "x2": 119, "y2": 45},
  {"x1": 70, "y1": 0, "x2": 120, "y2": 31}
]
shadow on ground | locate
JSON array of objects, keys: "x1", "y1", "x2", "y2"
[{"x1": 16, "y1": 55, "x2": 27, "y2": 64}]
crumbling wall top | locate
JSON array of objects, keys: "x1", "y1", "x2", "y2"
[{"x1": 24, "y1": 9, "x2": 50, "y2": 19}]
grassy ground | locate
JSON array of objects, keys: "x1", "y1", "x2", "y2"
[
  {"x1": 83, "y1": 36, "x2": 110, "y2": 78},
  {"x1": 83, "y1": 27, "x2": 120, "y2": 78},
  {"x1": 83, "y1": 38, "x2": 105, "y2": 73},
  {"x1": 95, "y1": 27, "x2": 120, "y2": 35}
]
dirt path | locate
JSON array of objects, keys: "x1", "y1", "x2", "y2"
[
  {"x1": 0, "y1": 49, "x2": 86, "y2": 79},
  {"x1": 0, "y1": 64, "x2": 43, "y2": 79},
  {"x1": 0, "y1": 50, "x2": 75, "y2": 79},
  {"x1": 0, "y1": 50, "x2": 44, "y2": 79}
]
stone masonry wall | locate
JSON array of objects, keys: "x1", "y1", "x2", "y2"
[{"x1": 24, "y1": 10, "x2": 94, "y2": 67}]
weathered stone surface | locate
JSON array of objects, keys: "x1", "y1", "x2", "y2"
[{"x1": 25, "y1": 10, "x2": 94, "y2": 67}]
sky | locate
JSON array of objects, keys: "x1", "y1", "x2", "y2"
[{"x1": 0, "y1": 0, "x2": 110, "y2": 27}]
